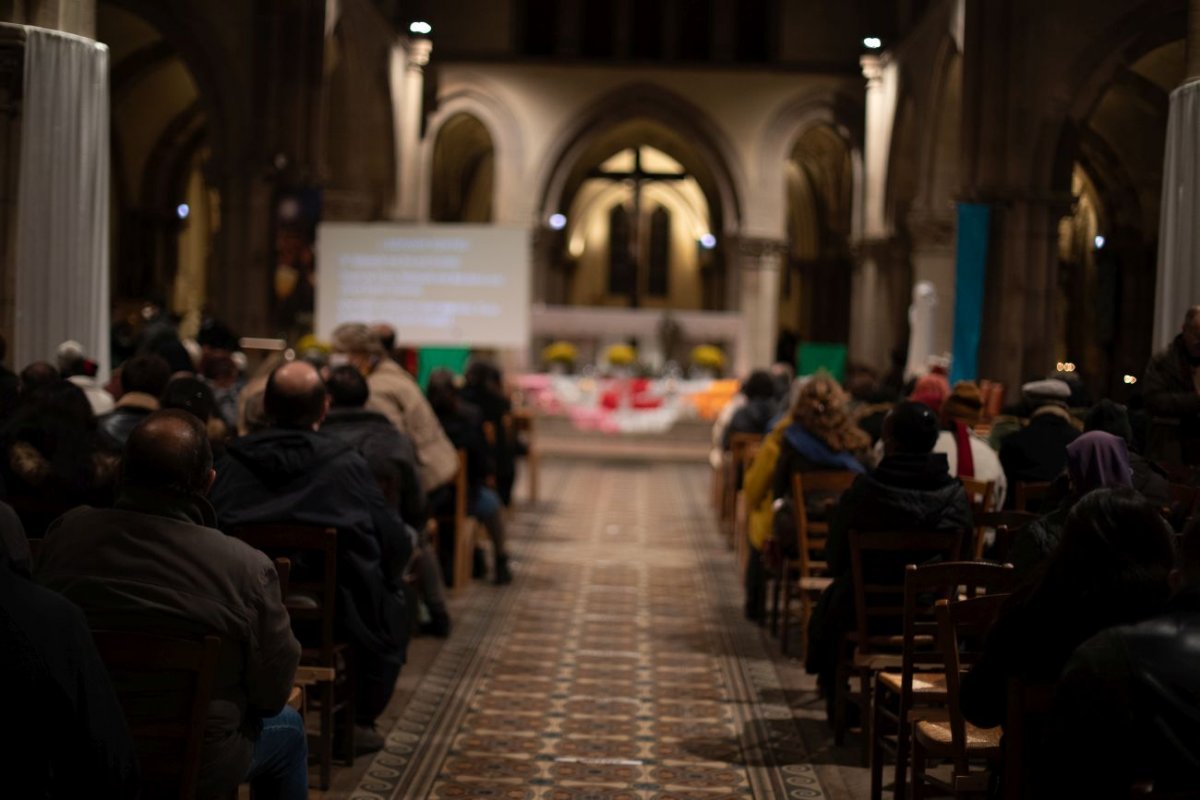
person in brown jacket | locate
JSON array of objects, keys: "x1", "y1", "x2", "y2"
[
  {"x1": 330, "y1": 322, "x2": 458, "y2": 492},
  {"x1": 1143, "y1": 305, "x2": 1200, "y2": 465},
  {"x1": 37, "y1": 410, "x2": 306, "y2": 799}
]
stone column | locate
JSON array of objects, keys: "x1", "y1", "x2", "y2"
[
  {"x1": 1152, "y1": 0, "x2": 1200, "y2": 351},
  {"x1": 389, "y1": 35, "x2": 431, "y2": 221},
  {"x1": 734, "y1": 236, "x2": 785, "y2": 374}
]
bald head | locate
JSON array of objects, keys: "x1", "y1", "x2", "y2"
[
  {"x1": 123, "y1": 409, "x2": 214, "y2": 494},
  {"x1": 265, "y1": 361, "x2": 328, "y2": 429}
]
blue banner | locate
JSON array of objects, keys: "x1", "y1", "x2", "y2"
[{"x1": 950, "y1": 203, "x2": 991, "y2": 385}]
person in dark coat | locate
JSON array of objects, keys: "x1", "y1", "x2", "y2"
[
  {"x1": 1, "y1": 515, "x2": 139, "y2": 798},
  {"x1": 961, "y1": 489, "x2": 1174, "y2": 799},
  {"x1": 1143, "y1": 305, "x2": 1200, "y2": 465},
  {"x1": 807, "y1": 401, "x2": 973, "y2": 717},
  {"x1": 98, "y1": 354, "x2": 171, "y2": 445},
  {"x1": 999, "y1": 379, "x2": 1080, "y2": 508},
  {"x1": 322, "y1": 365, "x2": 450, "y2": 637},
  {"x1": 1083, "y1": 399, "x2": 1170, "y2": 508},
  {"x1": 460, "y1": 360, "x2": 518, "y2": 507},
  {"x1": 1046, "y1": 515, "x2": 1200, "y2": 798},
  {"x1": 37, "y1": 410, "x2": 305, "y2": 798},
  {"x1": 210, "y1": 361, "x2": 412, "y2": 749},
  {"x1": 723, "y1": 370, "x2": 779, "y2": 448}
]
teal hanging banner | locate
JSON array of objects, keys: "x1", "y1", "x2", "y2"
[{"x1": 950, "y1": 203, "x2": 991, "y2": 385}]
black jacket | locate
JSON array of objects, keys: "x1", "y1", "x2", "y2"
[
  {"x1": 999, "y1": 411, "x2": 1080, "y2": 505},
  {"x1": 1046, "y1": 585, "x2": 1200, "y2": 797},
  {"x1": 321, "y1": 408, "x2": 427, "y2": 526},
  {"x1": 211, "y1": 427, "x2": 411, "y2": 663},
  {"x1": 97, "y1": 406, "x2": 153, "y2": 447},
  {"x1": 436, "y1": 403, "x2": 493, "y2": 491},
  {"x1": 723, "y1": 397, "x2": 778, "y2": 449},
  {"x1": 1143, "y1": 335, "x2": 1200, "y2": 465}
]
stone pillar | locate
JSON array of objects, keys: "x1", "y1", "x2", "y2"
[
  {"x1": 389, "y1": 36, "x2": 431, "y2": 221},
  {"x1": 734, "y1": 236, "x2": 785, "y2": 374},
  {"x1": 849, "y1": 53, "x2": 902, "y2": 371},
  {"x1": 1152, "y1": 0, "x2": 1200, "y2": 351}
]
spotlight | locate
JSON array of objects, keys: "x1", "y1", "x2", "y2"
[
  {"x1": 699, "y1": 233, "x2": 717, "y2": 250},
  {"x1": 409, "y1": 21, "x2": 432, "y2": 35},
  {"x1": 1094, "y1": 235, "x2": 1106, "y2": 249},
  {"x1": 176, "y1": 203, "x2": 190, "y2": 220},
  {"x1": 863, "y1": 37, "x2": 882, "y2": 50},
  {"x1": 549, "y1": 213, "x2": 567, "y2": 231},
  {"x1": 1123, "y1": 374, "x2": 1138, "y2": 385}
]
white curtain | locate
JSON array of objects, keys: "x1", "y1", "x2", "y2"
[
  {"x1": 13, "y1": 26, "x2": 110, "y2": 377},
  {"x1": 1153, "y1": 77, "x2": 1200, "y2": 353}
]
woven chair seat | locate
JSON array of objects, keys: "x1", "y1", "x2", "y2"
[
  {"x1": 914, "y1": 719, "x2": 1002, "y2": 754},
  {"x1": 877, "y1": 670, "x2": 946, "y2": 698}
]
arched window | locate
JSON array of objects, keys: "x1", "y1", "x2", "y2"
[
  {"x1": 608, "y1": 204, "x2": 633, "y2": 296},
  {"x1": 648, "y1": 205, "x2": 671, "y2": 297}
]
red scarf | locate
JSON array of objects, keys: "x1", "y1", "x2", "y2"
[{"x1": 954, "y1": 421, "x2": 975, "y2": 478}]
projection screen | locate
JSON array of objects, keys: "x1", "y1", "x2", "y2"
[{"x1": 316, "y1": 223, "x2": 530, "y2": 348}]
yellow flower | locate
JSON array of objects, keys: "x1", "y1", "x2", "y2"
[
  {"x1": 690, "y1": 344, "x2": 726, "y2": 370},
  {"x1": 605, "y1": 344, "x2": 637, "y2": 366},
  {"x1": 541, "y1": 340, "x2": 578, "y2": 364}
]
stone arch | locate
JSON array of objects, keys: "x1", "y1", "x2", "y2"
[
  {"x1": 428, "y1": 113, "x2": 495, "y2": 222},
  {"x1": 420, "y1": 81, "x2": 525, "y2": 223}
]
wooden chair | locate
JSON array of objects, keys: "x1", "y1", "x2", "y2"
[
  {"x1": 228, "y1": 524, "x2": 350, "y2": 790},
  {"x1": 92, "y1": 631, "x2": 221, "y2": 799},
  {"x1": 960, "y1": 478, "x2": 995, "y2": 559},
  {"x1": 869, "y1": 562, "x2": 1016, "y2": 800},
  {"x1": 835, "y1": 529, "x2": 965, "y2": 761},
  {"x1": 1014, "y1": 481, "x2": 1053, "y2": 513},
  {"x1": 911, "y1": 595, "x2": 1010, "y2": 798},
  {"x1": 451, "y1": 449, "x2": 477, "y2": 593},
  {"x1": 511, "y1": 409, "x2": 539, "y2": 504},
  {"x1": 727, "y1": 432, "x2": 763, "y2": 542},
  {"x1": 273, "y1": 556, "x2": 291, "y2": 600},
  {"x1": 777, "y1": 470, "x2": 859, "y2": 654},
  {"x1": 972, "y1": 511, "x2": 1038, "y2": 561}
]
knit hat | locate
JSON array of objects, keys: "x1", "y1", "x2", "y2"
[
  {"x1": 941, "y1": 381, "x2": 984, "y2": 425},
  {"x1": 908, "y1": 373, "x2": 950, "y2": 414},
  {"x1": 1021, "y1": 378, "x2": 1071, "y2": 408}
]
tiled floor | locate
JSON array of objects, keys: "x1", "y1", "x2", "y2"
[{"x1": 318, "y1": 458, "x2": 869, "y2": 799}]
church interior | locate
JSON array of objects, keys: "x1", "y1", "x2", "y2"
[{"x1": 2, "y1": 0, "x2": 1200, "y2": 797}]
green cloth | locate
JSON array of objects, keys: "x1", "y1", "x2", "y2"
[
  {"x1": 797, "y1": 342, "x2": 847, "y2": 383},
  {"x1": 417, "y1": 347, "x2": 471, "y2": 389}
]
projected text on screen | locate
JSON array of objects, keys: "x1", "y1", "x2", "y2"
[{"x1": 316, "y1": 224, "x2": 531, "y2": 348}]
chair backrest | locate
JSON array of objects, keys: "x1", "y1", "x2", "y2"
[
  {"x1": 228, "y1": 524, "x2": 338, "y2": 664},
  {"x1": 273, "y1": 556, "x2": 291, "y2": 601},
  {"x1": 848, "y1": 529, "x2": 965, "y2": 654},
  {"x1": 935, "y1": 594, "x2": 1011, "y2": 771},
  {"x1": 961, "y1": 478, "x2": 995, "y2": 516},
  {"x1": 973, "y1": 510, "x2": 1038, "y2": 562},
  {"x1": 92, "y1": 631, "x2": 221, "y2": 800},
  {"x1": 792, "y1": 471, "x2": 859, "y2": 575},
  {"x1": 1015, "y1": 481, "x2": 1053, "y2": 513}
]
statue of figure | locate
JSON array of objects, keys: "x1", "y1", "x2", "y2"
[
  {"x1": 657, "y1": 312, "x2": 683, "y2": 368},
  {"x1": 905, "y1": 281, "x2": 938, "y2": 381}
]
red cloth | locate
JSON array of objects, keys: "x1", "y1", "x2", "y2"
[{"x1": 954, "y1": 421, "x2": 975, "y2": 478}]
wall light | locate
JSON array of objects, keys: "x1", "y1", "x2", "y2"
[
  {"x1": 549, "y1": 213, "x2": 567, "y2": 231},
  {"x1": 699, "y1": 233, "x2": 717, "y2": 250},
  {"x1": 1123, "y1": 374, "x2": 1138, "y2": 385},
  {"x1": 1056, "y1": 361, "x2": 1077, "y2": 373},
  {"x1": 176, "y1": 203, "x2": 190, "y2": 220},
  {"x1": 409, "y1": 21, "x2": 432, "y2": 35},
  {"x1": 1094, "y1": 235, "x2": 1106, "y2": 249},
  {"x1": 863, "y1": 37, "x2": 882, "y2": 50}
]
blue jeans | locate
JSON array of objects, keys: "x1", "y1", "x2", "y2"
[{"x1": 245, "y1": 706, "x2": 308, "y2": 798}]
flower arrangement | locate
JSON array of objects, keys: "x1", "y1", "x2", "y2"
[
  {"x1": 541, "y1": 340, "x2": 578, "y2": 366},
  {"x1": 605, "y1": 343, "x2": 637, "y2": 366},
  {"x1": 690, "y1": 344, "x2": 726, "y2": 372}
]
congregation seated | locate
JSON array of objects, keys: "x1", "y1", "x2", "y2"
[
  {"x1": 0, "y1": 379, "x2": 119, "y2": 535},
  {"x1": 960, "y1": 489, "x2": 1174, "y2": 774},
  {"x1": 162, "y1": 374, "x2": 230, "y2": 457},
  {"x1": 461, "y1": 360, "x2": 519, "y2": 507},
  {"x1": 934, "y1": 381, "x2": 1008, "y2": 508},
  {"x1": 1010, "y1": 430, "x2": 1134, "y2": 579},
  {"x1": 1143, "y1": 305, "x2": 1200, "y2": 466},
  {"x1": 330, "y1": 322, "x2": 458, "y2": 495},
  {"x1": 722, "y1": 369, "x2": 779, "y2": 448},
  {"x1": 210, "y1": 361, "x2": 412, "y2": 750},
  {"x1": 98, "y1": 353, "x2": 171, "y2": 445},
  {"x1": 56, "y1": 339, "x2": 114, "y2": 416},
  {"x1": 1085, "y1": 398, "x2": 1171, "y2": 508},
  {"x1": 998, "y1": 378, "x2": 1080, "y2": 508},
  {"x1": 426, "y1": 368, "x2": 513, "y2": 585},
  {"x1": 1047, "y1": 515, "x2": 1200, "y2": 797},
  {"x1": 35, "y1": 410, "x2": 305, "y2": 798},
  {"x1": 807, "y1": 401, "x2": 972, "y2": 711},
  {"x1": 323, "y1": 364, "x2": 451, "y2": 636}
]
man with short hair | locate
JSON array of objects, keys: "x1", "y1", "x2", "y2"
[
  {"x1": 210, "y1": 361, "x2": 412, "y2": 750},
  {"x1": 331, "y1": 322, "x2": 458, "y2": 493},
  {"x1": 99, "y1": 354, "x2": 171, "y2": 444},
  {"x1": 37, "y1": 410, "x2": 306, "y2": 798},
  {"x1": 1144, "y1": 305, "x2": 1200, "y2": 465},
  {"x1": 1047, "y1": 516, "x2": 1200, "y2": 795}
]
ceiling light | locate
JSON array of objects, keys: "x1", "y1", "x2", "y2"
[
  {"x1": 699, "y1": 233, "x2": 717, "y2": 249},
  {"x1": 863, "y1": 37, "x2": 882, "y2": 50},
  {"x1": 1094, "y1": 235, "x2": 1106, "y2": 249},
  {"x1": 549, "y1": 213, "x2": 567, "y2": 231},
  {"x1": 176, "y1": 203, "x2": 190, "y2": 220},
  {"x1": 409, "y1": 21, "x2": 432, "y2": 35}
]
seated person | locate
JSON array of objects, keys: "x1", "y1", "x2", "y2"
[
  {"x1": 425, "y1": 369, "x2": 512, "y2": 585},
  {"x1": 1084, "y1": 399, "x2": 1170, "y2": 509},
  {"x1": 807, "y1": 401, "x2": 972, "y2": 716},
  {"x1": 999, "y1": 379, "x2": 1080, "y2": 508},
  {"x1": 934, "y1": 381, "x2": 1007, "y2": 508},
  {"x1": 1047, "y1": 515, "x2": 1200, "y2": 797},
  {"x1": 461, "y1": 361, "x2": 519, "y2": 507},
  {"x1": 98, "y1": 354, "x2": 171, "y2": 445},
  {"x1": 722, "y1": 370, "x2": 779, "y2": 448},
  {"x1": 210, "y1": 362, "x2": 411, "y2": 750},
  {"x1": 162, "y1": 375, "x2": 230, "y2": 458},
  {"x1": 960, "y1": 488, "x2": 1174, "y2": 796},
  {"x1": 36, "y1": 410, "x2": 305, "y2": 798},
  {"x1": 1010, "y1": 430, "x2": 1133, "y2": 580},
  {"x1": 322, "y1": 365, "x2": 451, "y2": 636}
]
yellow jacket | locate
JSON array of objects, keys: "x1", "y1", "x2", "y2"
[{"x1": 742, "y1": 416, "x2": 790, "y2": 551}]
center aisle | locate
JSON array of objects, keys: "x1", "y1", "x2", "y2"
[{"x1": 349, "y1": 460, "x2": 834, "y2": 800}]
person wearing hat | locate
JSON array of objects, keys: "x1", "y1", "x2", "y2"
[
  {"x1": 56, "y1": 340, "x2": 115, "y2": 416},
  {"x1": 998, "y1": 378, "x2": 1080, "y2": 509},
  {"x1": 934, "y1": 381, "x2": 1007, "y2": 509}
]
